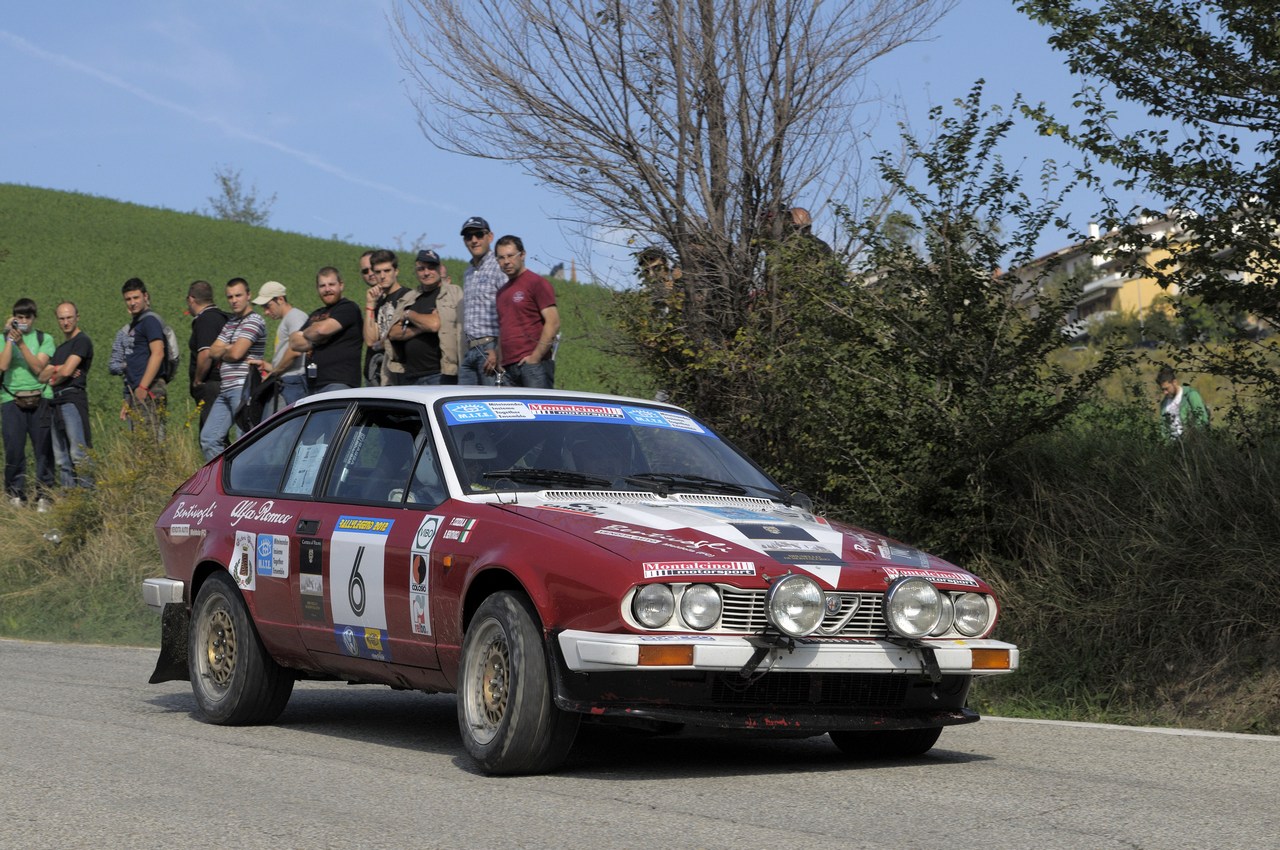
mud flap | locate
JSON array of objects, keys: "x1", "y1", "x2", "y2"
[{"x1": 148, "y1": 602, "x2": 191, "y2": 684}]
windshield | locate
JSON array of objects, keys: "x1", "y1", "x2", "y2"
[{"x1": 438, "y1": 397, "x2": 783, "y2": 499}]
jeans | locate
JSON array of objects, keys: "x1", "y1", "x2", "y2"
[
  {"x1": 2, "y1": 399, "x2": 55, "y2": 501},
  {"x1": 411, "y1": 373, "x2": 443, "y2": 386},
  {"x1": 279, "y1": 373, "x2": 307, "y2": 406},
  {"x1": 199, "y1": 383, "x2": 240, "y2": 460},
  {"x1": 457, "y1": 341, "x2": 498, "y2": 386},
  {"x1": 50, "y1": 401, "x2": 92, "y2": 488},
  {"x1": 501, "y1": 360, "x2": 554, "y2": 388}
]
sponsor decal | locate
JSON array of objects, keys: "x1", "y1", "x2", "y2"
[
  {"x1": 171, "y1": 500, "x2": 217, "y2": 525},
  {"x1": 763, "y1": 546, "x2": 846, "y2": 567},
  {"x1": 594, "y1": 523, "x2": 734, "y2": 556},
  {"x1": 443, "y1": 400, "x2": 535, "y2": 423},
  {"x1": 334, "y1": 625, "x2": 389, "y2": 660},
  {"x1": 169, "y1": 523, "x2": 190, "y2": 538},
  {"x1": 336, "y1": 515, "x2": 395, "y2": 534},
  {"x1": 877, "y1": 542, "x2": 932, "y2": 568},
  {"x1": 229, "y1": 499, "x2": 295, "y2": 528},
  {"x1": 299, "y1": 537, "x2": 323, "y2": 575},
  {"x1": 526, "y1": 402, "x2": 625, "y2": 419},
  {"x1": 623, "y1": 407, "x2": 704, "y2": 433},
  {"x1": 536, "y1": 503, "x2": 605, "y2": 516},
  {"x1": 642, "y1": 561, "x2": 756, "y2": 578},
  {"x1": 883, "y1": 566, "x2": 979, "y2": 588},
  {"x1": 231, "y1": 531, "x2": 256, "y2": 591},
  {"x1": 691, "y1": 506, "x2": 767, "y2": 522},
  {"x1": 408, "y1": 515, "x2": 444, "y2": 637},
  {"x1": 637, "y1": 633, "x2": 718, "y2": 642},
  {"x1": 731, "y1": 522, "x2": 816, "y2": 541},
  {"x1": 300, "y1": 574, "x2": 325, "y2": 622},
  {"x1": 255, "y1": 533, "x2": 289, "y2": 578},
  {"x1": 330, "y1": 516, "x2": 391, "y2": 652}
]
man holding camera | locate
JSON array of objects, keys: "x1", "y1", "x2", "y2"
[{"x1": 0, "y1": 299, "x2": 56, "y2": 510}]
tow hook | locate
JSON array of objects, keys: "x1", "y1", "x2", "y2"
[
  {"x1": 738, "y1": 634, "x2": 796, "y2": 679},
  {"x1": 889, "y1": 637, "x2": 943, "y2": 685}
]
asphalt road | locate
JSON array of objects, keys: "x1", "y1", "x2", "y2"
[{"x1": 2, "y1": 638, "x2": 1276, "y2": 849}]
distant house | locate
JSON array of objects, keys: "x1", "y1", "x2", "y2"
[{"x1": 1011, "y1": 214, "x2": 1184, "y2": 339}]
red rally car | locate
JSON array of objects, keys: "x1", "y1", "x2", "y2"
[{"x1": 143, "y1": 387, "x2": 1018, "y2": 774}]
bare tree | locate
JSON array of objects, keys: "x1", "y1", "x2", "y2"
[
  {"x1": 206, "y1": 165, "x2": 276, "y2": 227},
  {"x1": 394, "y1": 0, "x2": 952, "y2": 316}
]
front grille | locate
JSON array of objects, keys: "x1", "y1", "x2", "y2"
[
  {"x1": 719, "y1": 588, "x2": 887, "y2": 638},
  {"x1": 710, "y1": 672, "x2": 908, "y2": 707}
]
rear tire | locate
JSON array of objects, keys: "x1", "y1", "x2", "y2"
[
  {"x1": 829, "y1": 726, "x2": 942, "y2": 759},
  {"x1": 188, "y1": 571, "x2": 294, "y2": 725},
  {"x1": 457, "y1": 591, "x2": 579, "y2": 774}
]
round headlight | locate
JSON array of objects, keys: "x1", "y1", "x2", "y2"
[
  {"x1": 952, "y1": 593, "x2": 991, "y2": 636},
  {"x1": 884, "y1": 577, "x2": 943, "y2": 638},
  {"x1": 929, "y1": 593, "x2": 955, "y2": 636},
  {"x1": 765, "y1": 574, "x2": 824, "y2": 637},
  {"x1": 632, "y1": 584, "x2": 675, "y2": 629},
  {"x1": 680, "y1": 584, "x2": 721, "y2": 630}
]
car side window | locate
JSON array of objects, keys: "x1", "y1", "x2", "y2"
[
  {"x1": 281, "y1": 407, "x2": 347, "y2": 496},
  {"x1": 323, "y1": 406, "x2": 425, "y2": 505},
  {"x1": 406, "y1": 436, "x2": 447, "y2": 508},
  {"x1": 225, "y1": 414, "x2": 307, "y2": 494}
]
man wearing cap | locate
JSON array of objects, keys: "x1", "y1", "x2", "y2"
[
  {"x1": 385, "y1": 249, "x2": 463, "y2": 386},
  {"x1": 185, "y1": 280, "x2": 229, "y2": 429},
  {"x1": 458, "y1": 216, "x2": 504, "y2": 385},
  {"x1": 494, "y1": 235, "x2": 560, "y2": 388},
  {"x1": 199, "y1": 278, "x2": 267, "y2": 460},
  {"x1": 251, "y1": 281, "x2": 308, "y2": 408},
  {"x1": 290, "y1": 267, "x2": 363, "y2": 393}
]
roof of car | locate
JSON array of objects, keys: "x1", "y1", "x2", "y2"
[{"x1": 290, "y1": 385, "x2": 682, "y2": 412}]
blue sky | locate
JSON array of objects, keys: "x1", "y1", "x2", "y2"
[{"x1": 1, "y1": 1, "x2": 1099, "y2": 285}]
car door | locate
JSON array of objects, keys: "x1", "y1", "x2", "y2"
[
  {"x1": 219, "y1": 401, "x2": 351, "y2": 669},
  {"x1": 298, "y1": 400, "x2": 445, "y2": 673}
]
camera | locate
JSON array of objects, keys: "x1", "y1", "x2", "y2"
[{"x1": 14, "y1": 321, "x2": 29, "y2": 334}]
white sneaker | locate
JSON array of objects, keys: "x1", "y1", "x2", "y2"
[
  {"x1": 8, "y1": 496, "x2": 21, "y2": 508},
  {"x1": 36, "y1": 497, "x2": 51, "y2": 513}
]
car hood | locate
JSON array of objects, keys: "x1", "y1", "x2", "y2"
[{"x1": 491, "y1": 492, "x2": 985, "y2": 591}]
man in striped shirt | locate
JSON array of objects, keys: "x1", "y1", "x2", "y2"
[{"x1": 199, "y1": 277, "x2": 266, "y2": 460}]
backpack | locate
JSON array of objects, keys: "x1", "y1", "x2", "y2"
[{"x1": 141, "y1": 310, "x2": 181, "y2": 383}]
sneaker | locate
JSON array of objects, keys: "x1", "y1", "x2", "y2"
[
  {"x1": 36, "y1": 497, "x2": 51, "y2": 513},
  {"x1": 8, "y1": 496, "x2": 21, "y2": 509}
]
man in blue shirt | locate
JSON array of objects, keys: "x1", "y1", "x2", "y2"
[{"x1": 112, "y1": 278, "x2": 167, "y2": 435}]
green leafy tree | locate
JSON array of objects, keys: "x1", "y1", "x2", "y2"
[
  {"x1": 1018, "y1": 0, "x2": 1280, "y2": 404},
  {"x1": 206, "y1": 165, "x2": 276, "y2": 227},
  {"x1": 622, "y1": 85, "x2": 1129, "y2": 556}
]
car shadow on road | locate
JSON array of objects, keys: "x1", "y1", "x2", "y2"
[{"x1": 146, "y1": 682, "x2": 993, "y2": 778}]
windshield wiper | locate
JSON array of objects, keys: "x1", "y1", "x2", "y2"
[
  {"x1": 482, "y1": 467, "x2": 613, "y2": 489},
  {"x1": 624, "y1": 472, "x2": 749, "y2": 497}
]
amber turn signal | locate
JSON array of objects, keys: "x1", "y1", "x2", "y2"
[
  {"x1": 970, "y1": 648, "x2": 1011, "y2": 670},
  {"x1": 637, "y1": 644, "x2": 695, "y2": 666}
]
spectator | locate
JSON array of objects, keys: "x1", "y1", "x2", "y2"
[
  {"x1": 113, "y1": 278, "x2": 167, "y2": 435},
  {"x1": 185, "y1": 280, "x2": 229, "y2": 429},
  {"x1": 290, "y1": 266, "x2": 363, "y2": 393},
  {"x1": 251, "y1": 281, "x2": 308, "y2": 408},
  {"x1": 38, "y1": 301, "x2": 93, "y2": 489},
  {"x1": 785, "y1": 206, "x2": 834, "y2": 254},
  {"x1": 458, "y1": 216, "x2": 504, "y2": 385},
  {"x1": 494, "y1": 235, "x2": 560, "y2": 388},
  {"x1": 385, "y1": 249, "x2": 463, "y2": 385},
  {"x1": 363, "y1": 249, "x2": 410, "y2": 386},
  {"x1": 359, "y1": 250, "x2": 378, "y2": 290},
  {"x1": 1156, "y1": 366, "x2": 1210, "y2": 439},
  {"x1": 1, "y1": 298, "x2": 55, "y2": 510},
  {"x1": 199, "y1": 278, "x2": 267, "y2": 460}
]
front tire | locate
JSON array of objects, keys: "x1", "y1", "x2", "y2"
[
  {"x1": 188, "y1": 571, "x2": 294, "y2": 725},
  {"x1": 457, "y1": 591, "x2": 579, "y2": 774},
  {"x1": 829, "y1": 726, "x2": 942, "y2": 759}
]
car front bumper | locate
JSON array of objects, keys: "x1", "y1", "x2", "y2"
[{"x1": 557, "y1": 629, "x2": 1018, "y2": 675}]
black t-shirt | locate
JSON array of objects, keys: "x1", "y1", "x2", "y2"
[
  {"x1": 304, "y1": 297, "x2": 362, "y2": 388},
  {"x1": 189, "y1": 306, "x2": 230, "y2": 384},
  {"x1": 51, "y1": 332, "x2": 93, "y2": 399},
  {"x1": 401, "y1": 287, "x2": 443, "y2": 378}
]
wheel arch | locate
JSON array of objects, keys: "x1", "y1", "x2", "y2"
[{"x1": 460, "y1": 566, "x2": 537, "y2": 635}]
